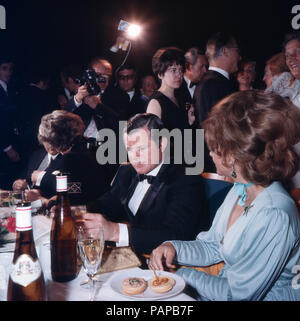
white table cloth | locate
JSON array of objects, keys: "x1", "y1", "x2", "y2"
[{"x1": 0, "y1": 215, "x2": 195, "y2": 301}]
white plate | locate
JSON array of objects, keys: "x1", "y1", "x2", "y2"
[{"x1": 110, "y1": 269, "x2": 185, "y2": 300}]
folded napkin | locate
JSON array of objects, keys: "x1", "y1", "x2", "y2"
[{"x1": 98, "y1": 246, "x2": 141, "y2": 274}]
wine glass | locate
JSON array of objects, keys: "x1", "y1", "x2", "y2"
[{"x1": 77, "y1": 226, "x2": 104, "y2": 301}]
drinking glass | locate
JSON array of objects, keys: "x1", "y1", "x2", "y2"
[{"x1": 77, "y1": 227, "x2": 104, "y2": 301}]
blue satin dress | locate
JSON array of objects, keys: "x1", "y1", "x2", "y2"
[{"x1": 171, "y1": 182, "x2": 300, "y2": 301}]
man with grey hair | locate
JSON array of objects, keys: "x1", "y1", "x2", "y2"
[
  {"x1": 193, "y1": 32, "x2": 241, "y2": 172},
  {"x1": 176, "y1": 47, "x2": 208, "y2": 106}
]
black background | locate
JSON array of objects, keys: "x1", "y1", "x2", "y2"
[{"x1": 0, "y1": 0, "x2": 299, "y2": 83}]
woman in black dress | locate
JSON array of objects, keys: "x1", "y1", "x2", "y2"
[{"x1": 146, "y1": 47, "x2": 195, "y2": 131}]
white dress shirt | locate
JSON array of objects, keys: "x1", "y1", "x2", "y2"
[
  {"x1": 184, "y1": 76, "x2": 196, "y2": 98},
  {"x1": 208, "y1": 66, "x2": 230, "y2": 80},
  {"x1": 35, "y1": 153, "x2": 59, "y2": 187},
  {"x1": 116, "y1": 162, "x2": 163, "y2": 247}
]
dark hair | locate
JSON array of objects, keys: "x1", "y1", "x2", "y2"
[
  {"x1": 206, "y1": 32, "x2": 237, "y2": 60},
  {"x1": 0, "y1": 55, "x2": 14, "y2": 66},
  {"x1": 117, "y1": 63, "x2": 137, "y2": 75},
  {"x1": 126, "y1": 113, "x2": 164, "y2": 134},
  {"x1": 152, "y1": 47, "x2": 186, "y2": 77},
  {"x1": 38, "y1": 110, "x2": 85, "y2": 152},
  {"x1": 282, "y1": 31, "x2": 300, "y2": 50},
  {"x1": 185, "y1": 47, "x2": 206, "y2": 66},
  {"x1": 27, "y1": 67, "x2": 50, "y2": 85},
  {"x1": 202, "y1": 90, "x2": 300, "y2": 186},
  {"x1": 61, "y1": 64, "x2": 83, "y2": 82}
]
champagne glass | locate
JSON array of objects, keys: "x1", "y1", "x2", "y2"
[{"x1": 77, "y1": 226, "x2": 104, "y2": 301}]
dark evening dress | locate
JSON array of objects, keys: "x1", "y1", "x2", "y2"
[{"x1": 147, "y1": 91, "x2": 191, "y2": 132}]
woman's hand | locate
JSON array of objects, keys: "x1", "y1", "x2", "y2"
[
  {"x1": 149, "y1": 242, "x2": 176, "y2": 271},
  {"x1": 74, "y1": 213, "x2": 119, "y2": 242}
]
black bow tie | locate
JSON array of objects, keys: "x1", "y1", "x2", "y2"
[
  {"x1": 137, "y1": 174, "x2": 155, "y2": 184},
  {"x1": 189, "y1": 82, "x2": 197, "y2": 88}
]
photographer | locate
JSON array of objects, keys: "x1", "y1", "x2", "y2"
[{"x1": 66, "y1": 57, "x2": 129, "y2": 138}]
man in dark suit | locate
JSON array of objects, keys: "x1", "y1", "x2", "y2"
[
  {"x1": 116, "y1": 63, "x2": 147, "y2": 119},
  {"x1": 194, "y1": 32, "x2": 241, "y2": 172},
  {"x1": 23, "y1": 111, "x2": 110, "y2": 207},
  {"x1": 77, "y1": 113, "x2": 209, "y2": 255},
  {"x1": 176, "y1": 47, "x2": 208, "y2": 107},
  {"x1": 194, "y1": 32, "x2": 241, "y2": 126},
  {"x1": 0, "y1": 56, "x2": 22, "y2": 189}
]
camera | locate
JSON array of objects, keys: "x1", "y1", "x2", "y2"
[{"x1": 79, "y1": 69, "x2": 107, "y2": 96}]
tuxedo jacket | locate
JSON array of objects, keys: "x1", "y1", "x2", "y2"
[
  {"x1": 175, "y1": 78, "x2": 194, "y2": 108},
  {"x1": 89, "y1": 163, "x2": 209, "y2": 254},
  {"x1": 125, "y1": 90, "x2": 147, "y2": 120},
  {"x1": 27, "y1": 143, "x2": 110, "y2": 205},
  {"x1": 193, "y1": 70, "x2": 235, "y2": 127}
]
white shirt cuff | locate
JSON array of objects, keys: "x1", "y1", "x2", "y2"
[
  {"x1": 31, "y1": 199, "x2": 43, "y2": 213},
  {"x1": 35, "y1": 171, "x2": 46, "y2": 187},
  {"x1": 74, "y1": 96, "x2": 82, "y2": 108},
  {"x1": 3, "y1": 145, "x2": 12, "y2": 152},
  {"x1": 116, "y1": 223, "x2": 129, "y2": 247}
]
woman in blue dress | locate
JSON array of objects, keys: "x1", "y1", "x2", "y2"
[{"x1": 149, "y1": 90, "x2": 300, "y2": 301}]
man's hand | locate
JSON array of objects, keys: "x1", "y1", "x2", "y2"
[
  {"x1": 149, "y1": 242, "x2": 176, "y2": 271},
  {"x1": 25, "y1": 189, "x2": 41, "y2": 202},
  {"x1": 83, "y1": 95, "x2": 101, "y2": 109},
  {"x1": 74, "y1": 84, "x2": 89, "y2": 104},
  {"x1": 6, "y1": 147, "x2": 20, "y2": 162},
  {"x1": 74, "y1": 213, "x2": 119, "y2": 242},
  {"x1": 31, "y1": 170, "x2": 42, "y2": 185},
  {"x1": 13, "y1": 179, "x2": 27, "y2": 191}
]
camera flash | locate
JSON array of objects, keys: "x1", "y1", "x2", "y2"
[{"x1": 127, "y1": 24, "x2": 141, "y2": 39}]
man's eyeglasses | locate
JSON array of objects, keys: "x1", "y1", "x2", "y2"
[{"x1": 118, "y1": 74, "x2": 136, "y2": 81}]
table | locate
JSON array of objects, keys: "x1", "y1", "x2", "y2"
[{"x1": 0, "y1": 215, "x2": 195, "y2": 301}]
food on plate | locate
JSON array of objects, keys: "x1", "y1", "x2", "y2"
[
  {"x1": 148, "y1": 275, "x2": 175, "y2": 293},
  {"x1": 122, "y1": 277, "x2": 147, "y2": 295}
]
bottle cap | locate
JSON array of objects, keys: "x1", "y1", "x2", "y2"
[{"x1": 16, "y1": 204, "x2": 32, "y2": 231}]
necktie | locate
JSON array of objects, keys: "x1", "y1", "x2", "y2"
[
  {"x1": 189, "y1": 81, "x2": 197, "y2": 88},
  {"x1": 137, "y1": 174, "x2": 155, "y2": 184},
  {"x1": 233, "y1": 182, "x2": 253, "y2": 207}
]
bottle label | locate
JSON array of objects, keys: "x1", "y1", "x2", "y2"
[
  {"x1": 56, "y1": 175, "x2": 68, "y2": 192},
  {"x1": 16, "y1": 206, "x2": 32, "y2": 231},
  {"x1": 10, "y1": 254, "x2": 42, "y2": 287}
]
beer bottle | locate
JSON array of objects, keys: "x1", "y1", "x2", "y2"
[
  {"x1": 51, "y1": 173, "x2": 77, "y2": 282},
  {"x1": 7, "y1": 202, "x2": 46, "y2": 301}
]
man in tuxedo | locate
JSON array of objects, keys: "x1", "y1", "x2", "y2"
[
  {"x1": 176, "y1": 47, "x2": 208, "y2": 106},
  {"x1": 16, "y1": 68, "x2": 55, "y2": 159},
  {"x1": 116, "y1": 63, "x2": 146, "y2": 119},
  {"x1": 77, "y1": 113, "x2": 208, "y2": 255},
  {"x1": 57, "y1": 63, "x2": 82, "y2": 109},
  {"x1": 194, "y1": 32, "x2": 241, "y2": 172},
  {"x1": 22, "y1": 110, "x2": 110, "y2": 207},
  {"x1": 0, "y1": 56, "x2": 22, "y2": 189},
  {"x1": 194, "y1": 32, "x2": 241, "y2": 126}
]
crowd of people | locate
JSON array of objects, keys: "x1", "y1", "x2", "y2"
[{"x1": 1, "y1": 30, "x2": 300, "y2": 301}]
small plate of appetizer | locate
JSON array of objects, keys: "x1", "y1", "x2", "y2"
[{"x1": 109, "y1": 269, "x2": 185, "y2": 300}]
